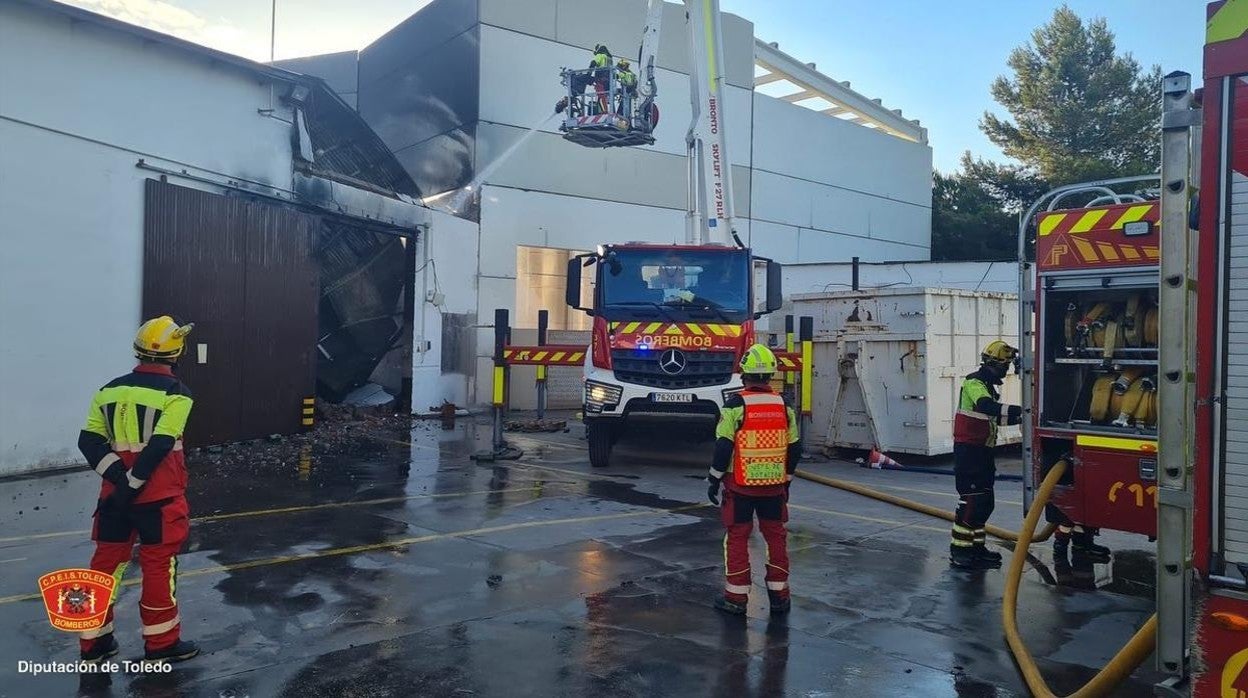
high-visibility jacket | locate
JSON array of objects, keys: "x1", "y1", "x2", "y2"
[
  {"x1": 78, "y1": 364, "x2": 194, "y2": 504},
  {"x1": 591, "y1": 53, "x2": 611, "y2": 71},
  {"x1": 952, "y1": 368, "x2": 1018, "y2": 448},
  {"x1": 618, "y1": 69, "x2": 637, "y2": 88},
  {"x1": 711, "y1": 386, "x2": 800, "y2": 496}
]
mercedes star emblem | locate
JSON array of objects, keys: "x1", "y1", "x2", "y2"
[{"x1": 659, "y1": 349, "x2": 687, "y2": 375}]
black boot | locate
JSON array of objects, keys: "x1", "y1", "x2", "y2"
[
  {"x1": 1053, "y1": 534, "x2": 1070, "y2": 562},
  {"x1": 951, "y1": 545, "x2": 997, "y2": 571},
  {"x1": 973, "y1": 545, "x2": 1003, "y2": 567},
  {"x1": 714, "y1": 597, "x2": 747, "y2": 616},
  {"x1": 81, "y1": 633, "x2": 119, "y2": 662},
  {"x1": 145, "y1": 640, "x2": 199, "y2": 663},
  {"x1": 1072, "y1": 532, "x2": 1111, "y2": 562},
  {"x1": 767, "y1": 591, "x2": 791, "y2": 615}
]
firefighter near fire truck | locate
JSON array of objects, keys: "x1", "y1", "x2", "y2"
[
  {"x1": 706, "y1": 344, "x2": 802, "y2": 616},
  {"x1": 75, "y1": 316, "x2": 200, "y2": 664},
  {"x1": 950, "y1": 340, "x2": 1023, "y2": 571}
]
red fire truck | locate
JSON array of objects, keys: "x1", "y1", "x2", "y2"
[
  {"x1": 1020, "y1": 3, "x2": 1248, "y2": 693},
  {"x1": 1189, "y1": 2, "x2": 1248, "y2": 694}
]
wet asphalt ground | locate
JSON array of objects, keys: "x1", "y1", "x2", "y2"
[{"x1": 0, "y1": 416, "x2": 1160, "y2": 697}]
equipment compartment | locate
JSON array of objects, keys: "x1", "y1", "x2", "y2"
[{"x1": 1039, "y1": 286, "x2": 1158, "y2": 435}]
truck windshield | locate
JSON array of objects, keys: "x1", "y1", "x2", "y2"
[{"x1": 599, "y1": 248, "x2": 751, "y2": 322}]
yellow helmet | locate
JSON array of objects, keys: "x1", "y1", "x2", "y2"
[
  {"x1": 617, "y1": 58, "x2": 631, "y2": 69},
  {"x1": 740, "y1": 343, "x2": 778, "y2": 376},
  {"x1": 981, "y1": 340, "x2": 1018, "y2": 366},
  {"x1": 134, "y1": 316, "x2": 194, "y2": 362}
]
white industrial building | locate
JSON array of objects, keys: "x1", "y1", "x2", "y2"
[
  {"x1": 280, "y1": 0, "x2": 935, "y2": 408},
  {"x1": 0, "y1": 0, "x2": 453, "y2": 475},
  {"x1": 0, "y1": 0, "x2": 936, "y2": 474}
]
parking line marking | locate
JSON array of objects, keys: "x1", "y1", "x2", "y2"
[
  {"x1": 0, "y1": 503, "x2": 707, "y2": 605},
  {"x1": 0, "y1": 485, "x2": 569, "y2": 546}
]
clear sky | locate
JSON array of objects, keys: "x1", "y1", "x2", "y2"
[{"x1": 65, "y1": 0, "x2": 1207, "y2": 173}]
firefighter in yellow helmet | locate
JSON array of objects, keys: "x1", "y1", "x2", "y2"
[
  {"x1": 707, "y1": 344, "x2": 802, "y2": 615},
  {"x1": 77, "y1": 316, "x2": 200, "y2": 664},
  {"x1": 616, "y1": 57, "x2": 638, "y2": 107},
  {"x1": 949, "y1": 340, "x2": 1022, "y2": 570}
]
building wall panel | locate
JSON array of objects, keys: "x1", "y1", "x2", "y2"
[
  {"x1": 0, "y1": 3, "x2": 294, "y2": 195},
  {"x1": 753, "y1": 95, "x2": 932, "y2": 210}
]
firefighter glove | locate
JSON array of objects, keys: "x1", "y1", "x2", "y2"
[
  {"x1": 707, "y1": 476, "x2": 722, "y2": 506},
  {"x1": 101, "y1": 485, "x2": 138, "y2": 515}
]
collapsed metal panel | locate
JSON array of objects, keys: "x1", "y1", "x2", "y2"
[{"x1": 315, "y1": 220, "x2": 408, "y2": 401}]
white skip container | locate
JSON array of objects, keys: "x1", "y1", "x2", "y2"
[{"x1": 786, "y1": 287, "x2": 1021, "y2": 457}]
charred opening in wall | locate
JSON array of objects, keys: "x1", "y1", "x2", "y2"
[{"x1": 314, "y1": 220, "x2": 413, "y2": 404}]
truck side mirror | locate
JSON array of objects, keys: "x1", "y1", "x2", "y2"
[
  {"x1": 751, "y1": 257, "x2": 783, "y2": 319},
  {"x1": 567, "y1": 254, "x2": 594, "y2": 314}
]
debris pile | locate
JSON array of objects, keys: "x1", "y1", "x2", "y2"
[{"x1": 504, "y1": 419, "x2": 568, "y2": 433}]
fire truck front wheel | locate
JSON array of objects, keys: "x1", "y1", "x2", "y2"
[{"x1": 586, "y1": 419, "x2": 616, "y2": 468}]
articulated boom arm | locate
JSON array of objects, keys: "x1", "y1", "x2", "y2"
[
  {"x1": 683, "y1": 0, "x2": 736, "y2": 247},
  {"x1": 640, "y1": 0, "x2": 737, "y2": 247}
]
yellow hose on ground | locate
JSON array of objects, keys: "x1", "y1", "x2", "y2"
[
  {"x1": 794, "y1": 469, "x2": 1055, "y2": 543},
  {"x1": 1002, "y1": 459, "x2": 1157, "y2": 697}
]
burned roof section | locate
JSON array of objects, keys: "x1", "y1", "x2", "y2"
[{"x1": 297, "y1": 80, "x2": 422, "y2": 200}]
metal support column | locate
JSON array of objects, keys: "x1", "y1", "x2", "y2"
[{"x1": 1156, "y1": 70, "x2": 1200, "y2": 683}]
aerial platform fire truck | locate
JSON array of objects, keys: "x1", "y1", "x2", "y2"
[
  {"x1": 1019, "y1": 3, "x2": 1248, "y2": 693},
  {"x1": 557, "y1": 0, "x2": 783, "y2": 468}
]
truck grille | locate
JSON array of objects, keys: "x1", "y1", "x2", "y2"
[{"x1": 611, "y1": 350, "x2": 735, "y2": 390}]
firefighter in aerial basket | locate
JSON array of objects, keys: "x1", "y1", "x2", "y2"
[
  {"x1": 76, "y1": 316, "x2": 200, "y2": 663},
  {"x1": 707, "y1": 344, "x2": 802, "y2": 615},
  {"x1": 949, "y1": 340, "x2": 1022, "y2": 570}
]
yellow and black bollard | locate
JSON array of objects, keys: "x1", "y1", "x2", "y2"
[
  {"x1": 492, "y1": 308, "x2": 508, "y2": 452},
  {"x1": 784, "y1": 315, "x2": 796, "y2": 393},
  {"x1": 536, "y1": 309, "x2": 549, "y2": 420},
  {"x1": 799, "y1": 316, "x2": 814, "y2": 437}
]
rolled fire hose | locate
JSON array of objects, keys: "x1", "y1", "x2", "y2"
[
  {"x1": 1066, "y1": 303, "x2": 1110, "y2": 351},
  {"x1": 1089, "y1": 375, "x2": 1117, "y2": 423},
  {"x1": 1100, "y1": 317, "x2": 1121, "y2": 360},
  {"x1": 1122, "y1": 295, "x2": 1143, "y2": 348},
  {"x1": 1143, "y1": 307, "x2": 1159, "y2": 347},
  {"x1": 1112, "y1": 376, "x2": 1157, "y2": 428},
  {"x1": 794, "y1": 469, "x2": 1055, "y2": 543},
  {"x1": 1003, "y1": 458, "x2": 1157, "y2": 697}
]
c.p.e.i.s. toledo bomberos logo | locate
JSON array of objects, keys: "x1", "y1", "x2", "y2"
[{"x1": 38, "y1": 568, "x2": 116, "y2": 632}]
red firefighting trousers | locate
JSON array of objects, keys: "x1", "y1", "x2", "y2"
[
  {"x1": 721, "y1": 489, "x2": 789, "y2": 604},
  {"x1": 80, "y1": 496, "x2": 189, "y2": 652}
]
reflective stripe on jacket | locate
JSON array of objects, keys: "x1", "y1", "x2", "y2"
[{"x1": 80, "y1": 364, "x2": 193, "y2": 503}]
